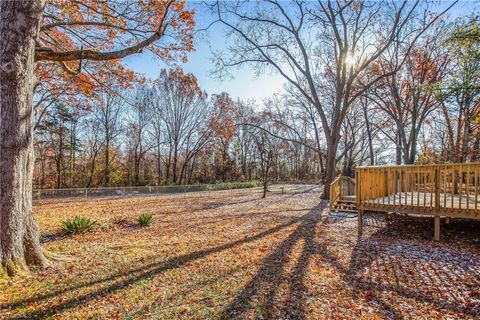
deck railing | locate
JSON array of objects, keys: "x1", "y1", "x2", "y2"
[
  {"x1": 330, "y1": 176, "x2": 342, "y2": 209},
  {"x1": 356, "y1": 163, "x2": 480, "y2": 218},
  {"x1": 330, "y1": 176, "x2": 356, "y2": 209}
]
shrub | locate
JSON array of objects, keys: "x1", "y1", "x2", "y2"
[
  {"x1": 235, "y1": 180, "x2": 261, "y2": 188},
  {"x1": 137, "y1": 214, "x2": 153, "y2": 226},
  {"x1": 61, "y1": 216, "x2": 96, "y2": 235}
]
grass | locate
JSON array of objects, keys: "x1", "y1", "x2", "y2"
[{"x1": 0, "y1": 185, "x2": 479, "y2": 319}]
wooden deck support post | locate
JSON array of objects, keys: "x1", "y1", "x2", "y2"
[
  {"x1": 384, "y1": 212, "x2": 392, "y2": 223},
  {"x1": 445, "y1": 217, "x2": 450, "y2": 224},
  {"x1": 358, "y1": 209, "x2": 363, "y2": 237},
  {"x1": 434, "y1": 216, "x2": 440, "y2": 241}
]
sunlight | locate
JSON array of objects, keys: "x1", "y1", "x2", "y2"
[{"x1": 345, "y1": 54, "x2": 357, "y2": 66}]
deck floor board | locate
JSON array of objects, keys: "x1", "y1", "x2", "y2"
[{"x1": 367, "y1": 192, "x2": 479, "y2": 210}]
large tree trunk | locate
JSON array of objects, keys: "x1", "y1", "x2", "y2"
[
  {"x1": 362, "y1": 101, "x2": 375, "y2": 166},
  {"x1": 166, "y1": 146, "x2": 171, "y2": 182},
  {"x1": 471, "y1": 133, "x2": 480, "y2": 162},
  {"x1": 1, "y1": 0, "x2": 49, "y2": 278},
  {"x1": 396, "y1": 132, "x2": 402, "y2": 165},
  {"x1": 322, "y1": 139, "x2": 338, "y2": 200},
  {"x1": 86, "y1": 154, "x2": 97, "y2": 188},
  {"x1": 133, "y1": 148, "x2": 140, "y2": 186},
  {"x1": 262, "y1": 162, "x2": 270, "y2": 199}
]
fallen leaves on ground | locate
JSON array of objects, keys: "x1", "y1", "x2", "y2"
[{"x1": 0, "y1": 185, "x2": 479, "y2": 319}]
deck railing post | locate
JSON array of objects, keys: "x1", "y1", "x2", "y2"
[
  {"x1": 355, "y1": 171, "x2": 359, "y2": 208},
  {"x1": 435, "y1": 168, "x2": 440, "y2": 210}
]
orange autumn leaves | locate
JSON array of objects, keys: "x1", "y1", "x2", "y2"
[
  {"x1": 209, "y1": 93, "x2": 237, "y2": 144},
  {"x1": 36, "y1": 0, "x2": 195, "y2": 102},
  {"x1": 156, "y1": 67, "x2": 203, "y2": 100}
]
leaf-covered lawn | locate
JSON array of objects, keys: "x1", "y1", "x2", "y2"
[{"x1": 1, "y1": 185, "x2": 479, "y2": 319}]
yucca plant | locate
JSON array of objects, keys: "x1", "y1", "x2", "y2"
[
  {"x1": 61, "y1": 216, "x2": 96, "y2": 235},
  {"x1": 137, "y1": 214, "x2": 153, "y2": 226}
]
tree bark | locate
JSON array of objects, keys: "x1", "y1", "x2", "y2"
[
  {"x1": 362, "y1": 99, "x2": 375, "y2": 166},
  {"x1": 471, "y1": 133, "x2": 480, "y2": 162},
  {"x1": 55, "y1": 124, "x2": 63, "y2": 188},
  {"x1": 156, "y1": 146, "x2": 162, "y2": 185},
  {"x1": 172, "y1": 143, "x2": 178, "y2": 183},
  {"x1": 1, "y1": 0, "x2": 49, "y2": 278},
  {"x1": 396, "y1": 131, "x2": 402, "y2": 165},
  {"x1": 322, "y1": 138, "x2": 338, "y2": 200},
  {"x1": 104, "y1": 138, "x2": 110, "y2": 187},
  {"x1": 134, "y1": 150, "x2": 141, "y2": 186}
]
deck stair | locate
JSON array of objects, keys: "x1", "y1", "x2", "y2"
[
  {"x1": 331, "y1": 196, "x2": 357, "y2": 213},
  {"x1": 329, "y1": 176, "x2": 357, "y2": 213}
]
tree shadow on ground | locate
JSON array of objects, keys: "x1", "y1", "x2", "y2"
[
  {"x1": 220, "y1": 212, "x2": 480, "y2": 319},
  {"x1": 1, "y1": 205, "x2": 315, "y2": 318},
  {"x1": 219, "y1": 202, "x2": 329, "y2": 319},
  {"x1": 344, "y1": 214, "x2": 480, "y2": 319}
]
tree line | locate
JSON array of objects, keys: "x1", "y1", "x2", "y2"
[
  {"x1": 33, "y1": 67, "x2": 320, "y2": 189},
  {"x1": 33, "y1": 2, "x2": 479, "y2": 196}
]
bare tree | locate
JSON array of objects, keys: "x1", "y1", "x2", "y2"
[
  {"x1": 93, "y1": 91, "x2": 125, "y2": 186},
  {"x1": 149, "y1": 92, "x2": 166, "y2": 185},
  {"x1": 154, "y1": 68, "x2": 207, "y2": 184},
  {"x1": 83, "y1": 119, "x2": 103, "y2": 188},
  {"x1": 127, "y1": 87, "x2": 153, "y2": 186},
  {"x1": 370, "y1": 26, "x2": 450, "y2": 164},
  {"x1": 208, "y1": 0, "x2": 452, "y2": 198},
  {"x1": 439, "y1": 17, "x2": 480, "y2": 163},
  {"x1": 251, "y1": 126, "x2": 277, "y2": 198}
]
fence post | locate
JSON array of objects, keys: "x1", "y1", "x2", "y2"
[{"x1": 85, "y1": 188, "x2": 88, "y2": 198}]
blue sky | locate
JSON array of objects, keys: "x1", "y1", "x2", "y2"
[
  {"x1": 122, "y1": 0, "x2": 477, "y2": 103},
  {"x1": 122, "y1": 2, "x2": 287, "y2": 103}
]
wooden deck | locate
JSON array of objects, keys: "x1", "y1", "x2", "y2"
[
  {"x1": 368, "y1": 192, "x2": 480, "y2": 215},
  {"x1": 353, "y1": 163, "x2": 480, "y2": 240}
]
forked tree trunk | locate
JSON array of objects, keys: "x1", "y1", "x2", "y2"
[{"x1": 1, "y1": 0, "x2": 49, "y2": 278}]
